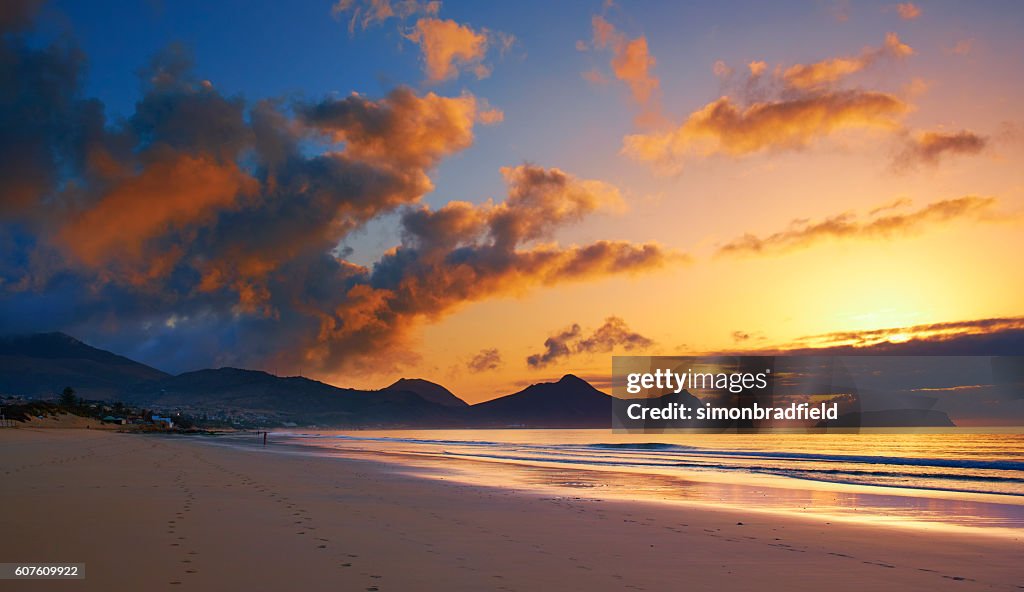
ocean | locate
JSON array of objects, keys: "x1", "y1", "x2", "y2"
[{"x1": 236, "y1": 429, "x2": 1024, "y2": 535}]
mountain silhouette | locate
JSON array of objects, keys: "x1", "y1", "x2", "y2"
[
  {"x1": 125, "y1": 367, "x2": 456, "y2": 426},
  {"x1": 0, "y1": 333, "x2": 617, "y2": 428},
  {"x1": 0, "y1": 332, "x2": 168, "y2": 399},
  {"x1": 383, "y1": 378, "x2": 468, "y2": 408},
  {"x1": 467, "y1": 374, "x2": 611, "y2": 427}
]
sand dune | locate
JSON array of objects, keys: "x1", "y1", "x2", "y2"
[{"x1": 0, "y1": 428, "x2": 1020, "y2": 591}]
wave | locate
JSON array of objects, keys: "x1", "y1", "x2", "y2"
[
  {"x1": 273, "y1": 432, "x2": 1024, "y2": 497},
  {"x1": 574, "y1": 443, "x2": 1024, "y2": 472}
]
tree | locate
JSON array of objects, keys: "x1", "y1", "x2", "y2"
[{"x1": 59, "y1": 387, "x2": 77, "y2": 409}]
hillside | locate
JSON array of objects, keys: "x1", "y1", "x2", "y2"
[
  {"x1": 124, "y1": 367, "x2": 458, "y2": 426},
  {"x1": 0, "y1": 332, "x2": 624, "y2": 428},
  {"x1": 467, "y1": 374, "x2": 612, "y2": 427},
  {"x1": 383, "y1": 378, "x2": 467, "y2": 408},
  {"x1": 0, "y1": 332, "x2": 169, "y2": 400}
]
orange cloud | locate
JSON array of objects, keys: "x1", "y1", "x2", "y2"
[
  {"x1": 406, "y1": 17, "x2": 490, "y2": 82},
  {"x1": 716, "y1": 196, "x2": 998, "y2": 256},
  {"x1": 300, "y1": 87, "x2": 486, "y2": 169},
  {"x1": 332, "y1": 4, "x2": 511, "y2": 83},
  {"x1": 527, "y1": 316, "x2": 653, "y2": 368},
  {"x1": 467, "y1": 348, "x2": 502, "y2": 372},
  {"x1": 784, "y1": 317, "x2": 1024, "y2": 351},
  {"x1": 748, "y1": 61, "x2": 767, "y2": 77},
  {"x1": 712, "y1": 60, "x2": 733, "y2": 78},
  {"x1": 582, "y1": 68, "x2": 609, "y2": 85},
  {"x1": 782, "y1": 33, "x2": 913, "y2": 90},
  {"x1": 894, "y1": 2, "x2": 922, "y2": 20},
  {"x1": 612, "y1": 36, "x2": 659, "y2": 105},
  {"x1": 5, "y1": 26, "x2": 672, "y2": 377},
  {"x1": 477, "y1": 106, "x2": 504, "y2": 124},
  {"x1": 894, "y1": 130, "x2": 988, "y2": 169},
  {"x1": 300, "y1": 165, "x2": 681, "y2": 370},
  {"x1": 305, "y1": 239, "x2": 675, "y2": 370},
  {"x1": 590, "y1": 15, "x2": 661, "y2": 119},
  {"x1": 58, "y1": 151, "x2": 257, "y2": 268},
  {"x1": 623, "y1": 91, "x2": 907, "y2": 168},
  {"x1": 331, "y1": 0, "x2": 439, "y2": 33},
  {"x1": 401, "y1": 164, "x2": 625, "y2": 251},
  {"x1": 947, "y1": 39, "x2": 974, "y2": 55}
]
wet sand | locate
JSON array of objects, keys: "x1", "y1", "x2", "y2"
[{"x1": 0, "y1": 428, "x2": 1020, "y2": 591}]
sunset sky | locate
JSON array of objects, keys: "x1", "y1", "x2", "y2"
[{"x1": 1, "y1": 0, "x2": 1022, "y2": 402}]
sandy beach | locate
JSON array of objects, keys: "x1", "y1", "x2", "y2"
[{"x1": 1, "y1": 428, "x2": 1020, "y2": 591}]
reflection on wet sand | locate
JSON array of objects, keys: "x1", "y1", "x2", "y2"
[{"x1": 256, "y1": 430, "x2": 1024, "y2": 536}]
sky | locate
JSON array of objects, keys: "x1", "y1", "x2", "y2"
[{"x1": 1, "y1": 0, "x2": 1023, "y2": 403}]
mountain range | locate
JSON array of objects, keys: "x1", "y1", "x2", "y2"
[
  {"x1": 0, "y1": 332, "x2": 958, "y2": 428},
  {"x1": 0, "y1": 332, "x2": 612, "y2": 427},
  {"x1": 0, "y1": 332, "x2": 169, "y2": 401}
]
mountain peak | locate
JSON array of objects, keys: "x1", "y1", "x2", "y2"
[
  {"x1": 383, "y1": 377, "x2": 467, "y2": 408},
  {"x1": 467, "y1": 373, "x2": 610, "y2": 427},
  {"x1": 557, "y1": 374, "x2": 587, "y2": 385}
]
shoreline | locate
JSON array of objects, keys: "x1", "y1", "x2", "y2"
[
  {"x1": 271, "y1": 443, "x2": 1024, "y2": 539},
  {"x1": 261, "y1": 430, "x2": 1024, "y2": 535},
  {"x1": 2, "y1": 428, "x2": 1021, "y2": 591}
]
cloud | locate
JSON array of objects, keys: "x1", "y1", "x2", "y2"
[
  {"x1": 589, "y1": 15, "x2": 661, "y2": 121},
  {"x1": 781, "y1": 33, "x2": 913, "y2": 91},
  {"x1": 623, "y1": 34, "x2": 915, "y2": 171},
  {"x1": 712, "y1": 60, "x2": 733, "y2": 79},
  {"x1": 467, "y1": 348, "x2": 502, "y2": 372},
  {"x1": 776, "y1": 316, "x2": 1024, "y2": 355},
  {"x1": 717, "y1": 196, "x2": 998, "y2": 256},
  {"x1": 298, "y1": 87, "x2": 488, "y2": 168},
  {"x1": 526, "y1": 324, "x2": 581, "y2": 369},
  {"x1": 623, "y1": 91, "x2": 907, "y2": 168},
  {"x1": 0, "y1": 18, "x2": 679, "y2": 377},
  {"x1": 331, "y1": 0, "x2": 439, "y2": 33},
  {"x1": 0, "y1": 0, "x2": 43, "y2": 32},
  {"x1": 894, "y1": 2, "x2": 922, "y2": 20},
  {"x1": 947, "y1": 39, "x2": 974, "y2": 56},
  {"x1": 576, "y1": 316, "x2": 654, "y2": 353},
  {"x1": 284, "y1": 164, "x2": 678, "y2": 371},
  {"x1": 405, "y1": 17, "x2": 491, "y2": 82},
  {"x1": 526, "y1": 316, "x2": 653, "y2": 368},
  {"x1": 582, "y1": 68, "x2": 609, "y2": 85},
  {"x1": 829, "y1": 0, "x2": 851, "y2": 23},
  {"x1": 57, "y1": 151, "x2": 258, "y2": 270},
  {"x1": 332, "y1": 3, "x2": 512, "y2": 83},
  {"x1": 893, "y1": 130, "x2": 987, "y2": 169}
]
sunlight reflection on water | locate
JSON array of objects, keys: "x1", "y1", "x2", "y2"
[{"x1": 260, "y1": 429, "x2": 1024, "y2": 534}]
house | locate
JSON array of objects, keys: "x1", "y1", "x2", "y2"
[
  {"x1": 100, "y1": 416, "x2": 127, "y2": 425},
  {"x1": 151, "y1": 415, "x2": 174, "y2": 429}
]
